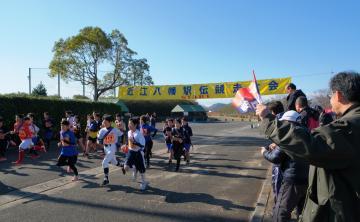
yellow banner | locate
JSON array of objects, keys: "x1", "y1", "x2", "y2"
[{"x1": 118, "y1": 77, "x2": 291, "y2": 100}]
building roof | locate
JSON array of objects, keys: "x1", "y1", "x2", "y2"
[
  {"x1": 115, "y1": 100, "x2": 130, "y2": 113},
  {"x1": 98, "y1": 98, "x2": 129, "y2": 113},
  {"x1": 171, "y1": 104, "x2": 207, "y2": 113}
]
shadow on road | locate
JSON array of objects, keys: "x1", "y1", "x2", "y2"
[{"x1": 2, "y1": 182, "x2": 250, "y2": 222}]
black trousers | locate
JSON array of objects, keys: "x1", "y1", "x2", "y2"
[
  {"x1": 57, "y1": 155, "x2": 78, "y2": 176},
  {"x1": 173, "y1": 142, "x2": 184, "y2": 170},
  {"x1": 273, "y1": 180, "x2": 307, "y2": 222},
  {"x1": 144, "y1": 140, "x2": 153, "y2": 166},
  {"x1": 0, "y1": 140, "x2": 8, "y2": 157}
]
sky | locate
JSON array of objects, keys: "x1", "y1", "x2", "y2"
[{"x1": 0, "y1": 0, "x2": 359, "y2": 106}]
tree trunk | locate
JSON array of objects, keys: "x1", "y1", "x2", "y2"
[
  {"x1": 93, "y1": 61, "x2": 99, "y2": 101},
  {"x1": 93, "y1": 89, "x2": 99, "y2": 101}
]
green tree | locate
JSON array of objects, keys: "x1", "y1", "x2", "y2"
[
  {"x1": 49, "y1": 27, "x2": 149, "y2": 101},
  {"x1": 128, "y1": 58, "x2": 153, "y2": 86},
  {"x1": 32, "y1": 82, "x2": 47, "y2": 97}
]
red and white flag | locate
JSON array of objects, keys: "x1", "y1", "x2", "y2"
[{"x1": 232, "y1": 70, "x2": 263, "y2": 113}]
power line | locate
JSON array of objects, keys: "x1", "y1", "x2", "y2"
[
  {"x1": 291, "y1": 71, "x2": 335, "y2": 78},
  {"x1": 29, "y1": 67, "x2": 49, "y2": 70}
]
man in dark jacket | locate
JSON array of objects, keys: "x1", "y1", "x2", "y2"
[
  {"x1": 256, "y1": 71, "x2": 360, "y2": 222},
  {"x1": 286, "y1": 83, "x2": 307, "y2": 111}
]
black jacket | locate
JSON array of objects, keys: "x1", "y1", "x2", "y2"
[
  {"x1": 286, "y1": 89, "x2": 306, "y2": 111},
  {"x1": 298, "y1": 106, "x2": 319, "y2": 128},
  {"x1": 263, "y1": 146, "x2": 309, "y2": 184},
  {"x1": 181, "y1": 124, "x2": 193, "y2": 144}
]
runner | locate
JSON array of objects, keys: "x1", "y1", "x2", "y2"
[
  {"x1": 85, "y1": 116, "x2": 98, "y2": 158},
  {"x1": 121, "y1": 117, "x2": 148, "y2": 190},
  {"x1": 171, "y1": 118, "x2": 184, "y2": 172},
  {"x1": 97, "y1": 115, "x2": 122, "y2": 186},
  {"x1": 0, "y1": 116, "x2": 12, "y2": 162},
  {"x1": 73, "y1": 115, "x2": 85, "y2": 154},
  {"x1": 163, "y1": 119, "x2": 173, "y2": 164},
  {"x1": 43, "y1": 112, "x2": 54, "y2": 150},
  {"x1": 57, "y1": 120, "x2": 79, "y2": 181},
  {"x1": 140, "y1": 115, "x2": 157, "y2": 168},
  {"x1": 181, "y1": 117, "x2": 193, "y2": 165},
  {"x1": 12, "y1": 116, "x2": 33, "y2": 165},
  {"x1": 27, "y1": 113, "x2": 45, "y2": 155}
]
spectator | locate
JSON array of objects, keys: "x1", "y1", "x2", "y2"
[
  {"x1": 295, "y1": 96, "x2": 320, "y2": 130},
  {"x1": 256, "y1": 71, "x2": 360, "y2": 221},
  {"x1": 313, "y1": 105, "x2": 334, "y2": 126},
  {"x1": 285, "y1": 83, "x2": 306, "y2": 111}
]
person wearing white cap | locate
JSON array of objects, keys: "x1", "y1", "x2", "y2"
[
  {"x1": 261, "y1": 108, "x2": 309, "y2": 221},
  {"x1": 278, "y1": 110, "x2": 301, "y2": 122}
]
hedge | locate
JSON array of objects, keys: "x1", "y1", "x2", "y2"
[
  {"x1": 0, "y1": 95, "x2": 122, "y2": 133},
  {"x1": 0, "y1": 96, "x2": 199, "y2": 134},
  {"x1": 122, "y1": 100, "x2": 197, "y2": 119}
]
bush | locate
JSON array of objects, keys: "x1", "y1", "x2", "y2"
[
  {"x1": 73, "y1": 94, "x2": 90, "y2": 100},
  {"x1": 32, "y1": 82, "x2": 47, "y2": 97},
  {"x1": 0, "y1": 95, "x2": 122, "y2": 135}
]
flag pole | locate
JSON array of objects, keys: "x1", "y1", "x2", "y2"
[{"x1": 252, "y1": 70, "x2": 263, "y2": 104}]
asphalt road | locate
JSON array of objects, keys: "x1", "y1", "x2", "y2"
[{"x1": 0, "y1": 121, "x2": 269, "y2": 222}]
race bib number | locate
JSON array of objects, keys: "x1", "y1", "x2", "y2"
[
  {"x1": 19, "y1": 130, "x2": 26, "y2": 138},
  {"x1": 128, "y1": 138, "x2": 134, "y2": 148},
  {"x1": 104, "y1": 133, "x2": 115, "y2": 144}
]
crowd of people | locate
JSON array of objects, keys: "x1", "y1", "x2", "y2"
[
  {"x1": 257, "y1": 71, "x2": 360, "y2": 222},
  {"x1": 0, "y1": 110, "x2": 193, "y2": 191},
  {"x1": 2, "y1": 71, "x2": 359, "y2": 221},
  {"x1": 259, "y1": 84, "x2": 329, "y2": 221}
]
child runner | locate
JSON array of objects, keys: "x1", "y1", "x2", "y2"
[
  {"x1": 121, "y1": 117, "x2": 148, "y2": 190},
  {"x1": 163, "y1": 120, "x2": 173, "y2": 164},
  {"x1": 12, "y1": 114, "x2": 23, "y2": 146},
  {"x1": 57, "y1": 120, "x2": 79, "y2": 181},
  {"x1": 83, "y1": 114, "x2": 91, "y2": 155},
  {"x1": 43, "y1": 112, "x2": 54, "y2": 150},
  {"x1": 73, "y1": 115, "x2": 85, "y2": 153},
  {"x1": 94, "y1": 112, "x2": 105, "y2": 155},
  {"x1": 115, "y1": 113, "x2": 126, "y2": 144},
  {"x1": 13, "y1": 116, "x2": 33, "y2": 165},
  {"x1": 181, "y1": 117, "x2": 193, "y2": 165},
  {"x1": 65, "y1": 111, "x2": 75, "y2": 131},
  {"x1": 150, "y1": 113, "x2": 157, "y2": 128},
  {"x1": 171, "y1": 118, "x2": 184, "y2": 172},
  {"x1": 28, "y1": 113, "x2": 45, "y2": 154},
  {"x1": 97, "y1": 115, "x2": 122, "y2": 186},
  {"x1": 166, "y1": 118, "x2": 175, "y2": 163},
  {"x1": 85, "y1": 116, "x2": 98, "y2": 158},
  {"x1": 0, "y1": 117, "x2": 11, "y2": 161},
  {"x1": 140, "y1": 115, "x2": 157, "y2": 168}
]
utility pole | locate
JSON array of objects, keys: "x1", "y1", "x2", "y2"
[
  {"x1": 28, "y1": 68, "x2": 31, "y2": 94},
  {"x1": 58, "y1": 73, "x2": 61, "y2": 97},
  {"x1": 82, "y1": 72, "x2": 85, "y2": 97}
]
